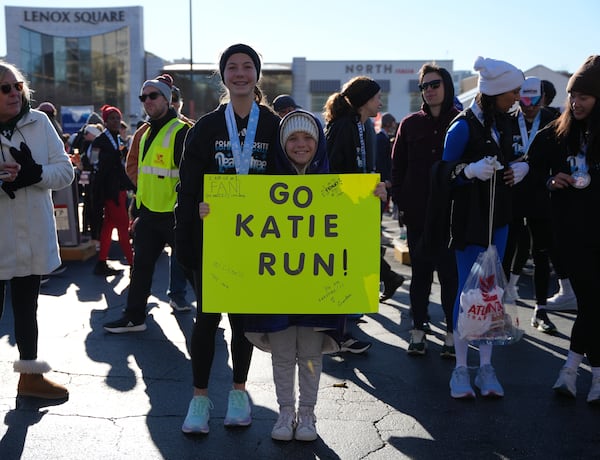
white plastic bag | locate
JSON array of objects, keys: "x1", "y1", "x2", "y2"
[{"x1": 457, "y1": 245, "x2": 523, "y2": 345}]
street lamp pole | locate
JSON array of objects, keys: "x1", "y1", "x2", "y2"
[{"x1": 189, "y1": 0, "x2": 194, "y2": 117}]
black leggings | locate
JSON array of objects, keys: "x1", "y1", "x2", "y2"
[
  {"x1": 528, "y1": 217, "x2": 573, "y2": 305},
  {"x1": 406, "y1": 225, "x2": 457, "y2": 332},
  {"x1": 527, "y1": 218, "x2": 552, "y2": 305},
  {"x1": 190, "y1": 273, "x2": 253, "y2": 389},
  {"x1": 0, "y1": 275, "x2": 41, "y2": 360},
  {"x1": 191, "y1": 312, "x2": 253, "y2": 389},
  {"x1": 565, "y1": 248, "x2": 600, "y2": 366},
  {"x1": 503, "y1": 217, "x2": 531, "y2": 278}
]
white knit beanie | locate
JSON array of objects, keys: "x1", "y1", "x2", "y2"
[
  {"x1": 279, "y1": 111, "x2": 319, "y2": 147},
  {"x1": 474, "y1": 56, "x2": 524, "y2": 96}
]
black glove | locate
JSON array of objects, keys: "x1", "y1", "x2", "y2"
[
  {"x1": 1, "y1": 181, "x2": 16, "y2": 199},
  {"x1": 9, "y1": 142, "x2": 42, "y2": 189}
]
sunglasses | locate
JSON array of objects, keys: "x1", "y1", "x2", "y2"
[
  {"x1": 0, "y1": 82, "x2": 24, "y2": 95},
  {"x1": 520, "y1": 96, "x2": 542, "y2": 107},
  {"x1": 139, "y1": 92, "x2": 161, "y2": 102},
  {"x1": 419, "y1": 79, "x2": 442, "y2": 91}
]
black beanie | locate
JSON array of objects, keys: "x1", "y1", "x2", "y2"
[
  {"x1": 219, "y1": 44, "x2": 261, "y2": 81},
  {"x1": 341, "y1": 78, "x2": 381, "y2": 109},
  {"x1": 567, "y1": 55, "x2": 600, "y2": 99}
]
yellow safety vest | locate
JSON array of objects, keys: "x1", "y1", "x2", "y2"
[{"x1": 136, "y1": 118, "x2": 186, "y2": 212}]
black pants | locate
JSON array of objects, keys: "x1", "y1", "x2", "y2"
[
  {"x1": 190, "y1": 271, "x2": 253, "y2": 389},
  {"x1": 125, "y1": 211, "x2": 193, "y2": 321},
  {"x1": 503, "y1": 217, "x2": 531, "y2": 278},
  {"x1": 565, "y1": 247, "x2": 600, "y2": 366},
  {"x1": 406, "y1": 225, "x2": 457, "y2": 332},
  {"x1": 527, "y1": 217, "x2": 553, "y2": 305},
  {"x1": 380, "y1": 253, "x2": 394, "y2": 283},
  {"x1": 0, "y1": 275, "x2": 41, "y2": 360}
]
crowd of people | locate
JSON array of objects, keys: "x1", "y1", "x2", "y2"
[{"x1": 1, "y1": 47, "x2": 598, "y2": 444}]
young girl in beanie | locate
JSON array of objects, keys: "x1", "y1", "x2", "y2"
[
  {"x1": 528, "y1": 55, "x2": 600, "y2": 405},
  {"x1": 242, "y1": 110, "x2": 341, "y2": 441},
  {"x1": 176, "y1": 43, "x2": 280, "y2": 434},
  {"x1": 442, "y1": 56, "x2": 525, "y2": 399}
]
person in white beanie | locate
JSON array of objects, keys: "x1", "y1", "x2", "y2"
[
  {"x1": 504, "y1": 76, "x2": 562, "y2": 333},
  {"x1": 441, "y1": 56, "x2": 524, "y2": 399}
]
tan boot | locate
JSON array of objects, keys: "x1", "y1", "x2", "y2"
[{"x1": 14, "y1": 360, "x2": 69, "y2": 400}]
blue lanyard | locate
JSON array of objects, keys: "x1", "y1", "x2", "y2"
[
  {"x1": 225, "y1": 102, "x2": 259, "y2": 175},
  {"x1": 356, "y1": 121, "x2": 367, "y2": 173},
  {"x1": 517, "y1": 111, "x2": 541, "y2": 155}
]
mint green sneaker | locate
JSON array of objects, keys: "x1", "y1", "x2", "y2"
[
  {"x1": 182, "y1": 395, "x2": 213, "y2": 434},
  {"x1": 224, "y1": 389, "x2": 251, "y2": 426}
]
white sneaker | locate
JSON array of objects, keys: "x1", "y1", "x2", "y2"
[
  {"x1": 295, "y1": 407, "x2": 317, "y2": 441},
  {"x1": 271, "y1": 406, "x2": 296, "y2": 441},
  {"x1": 449, "y1": 366, "x2": 475, "y2": 399},
  {"x1": 553, "y1": 366, "x2": 577, "y2": 398},
  {"x1": 587, "y1": 377, "x2": 600, "y2": 405},
  {"x1": 474, "y1": 364, "x2": 504, "y2": 398},
  {"x1": 546, "y1": 291, "x2": 578, "y2": 311}
]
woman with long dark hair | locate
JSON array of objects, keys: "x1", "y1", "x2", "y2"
[
  {"x1": 529, "y1": 55, "x2": 600, "y2": 404},
  {"x1": 323, "y1": 76, "x2": 405, "y2": 352}
]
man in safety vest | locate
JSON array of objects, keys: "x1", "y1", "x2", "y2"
[{"x1": 104, "y1": 74, "x2": 191, "y2": 333}]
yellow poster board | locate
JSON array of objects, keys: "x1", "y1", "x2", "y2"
[{"x1": 202, "y1": 173, "x2": 381, "y2": 314}]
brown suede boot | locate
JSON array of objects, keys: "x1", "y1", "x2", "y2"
[{"x1": 14, "y1": 360, "x2": 69, "y2": 400}]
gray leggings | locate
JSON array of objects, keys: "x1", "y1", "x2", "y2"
[{"x1": 268, "y1": 326, "x2": 324, "y2": 409}]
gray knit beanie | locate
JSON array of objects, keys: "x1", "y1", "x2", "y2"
[
  {"x1": 279, "y1": 111, "x2": 319, "y2": 147},
  {"x1": 141, "y1": 74, "x2": 174, "y2": 103}
]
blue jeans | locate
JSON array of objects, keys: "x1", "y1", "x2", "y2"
[
  {"x1": 453, "y1": 225, "x2": 508, "y2": 329},
  {"x1": 167, "y1": 254, "x2": 188, "y2": 303}
]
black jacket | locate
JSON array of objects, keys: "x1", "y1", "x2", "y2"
[
  {"x1": 175, "y1": 103, "x2": 280, "y2": 271},
  {"x1": 447, "y1": 109, "x2": 513, "y2": 250}
]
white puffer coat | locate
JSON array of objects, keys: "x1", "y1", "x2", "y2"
[{"x1": 0, "y1": 109, "x2": 74, "y2": 279}]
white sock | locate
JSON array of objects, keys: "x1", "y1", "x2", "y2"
[
  {"x1": 534, "y1": 304, "x2": 546, "y2": 313},
  {"x1": 479, "y1": 344, "x2": 493, "y2": 367},
  {"x1": 564, "y1": 351, "x2": 584, "y2": 370},
  {"x1": 508, "y1": 273, "x2": 520, "y2": 288},
  {"x1": 592, "y1": 367, "x2": 600, "y2": 379},
  {"x1": 454, "y1": 335, "x2": 469, "y2": 368}
]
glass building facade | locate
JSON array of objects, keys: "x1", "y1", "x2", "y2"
[
  {"x1": 19, "y1": 26, "x2": 130, "y2": 112},
  {"x1": 5, "y1": 6, "x2": 145, "y2": 130}
]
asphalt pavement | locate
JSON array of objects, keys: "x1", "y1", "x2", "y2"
[{"x1": 0, "y1": 214, "x2": 598, "y2": 460}]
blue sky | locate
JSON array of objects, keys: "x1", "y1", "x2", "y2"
[{"x1": 1, "y1": 0, "x2": 598, "y2": 73}]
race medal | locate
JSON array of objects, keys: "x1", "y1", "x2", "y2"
[
  {"x1": 572, "y1": 170, "x2": 591, "y2": 189},
  {"x1": 569, "y1": 152, "x2": 591, "y2": 189}
]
